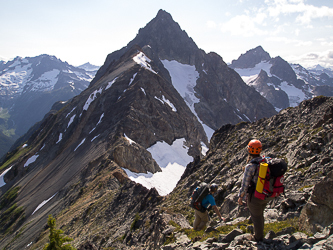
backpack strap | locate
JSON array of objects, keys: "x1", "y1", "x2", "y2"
[{"x1": 248, "y1": 156, "x2": 267, "y2": 202}]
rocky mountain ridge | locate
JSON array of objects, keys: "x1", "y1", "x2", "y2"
[
  {"x1": 13, "y1": 96, "x2": 332, "y2": 250},
  {"x1": 0, "y1": 9, "x2": 330, "y2": 250},
  {"x1": 0, "y1": 55, "x2": 98, "y2": 157},
  {"x1": 229, "y1": 46, "x2": 333, "y2": 112},
  {"x1": 291, "y1": 63, "x2": 333, "y2": 97}
]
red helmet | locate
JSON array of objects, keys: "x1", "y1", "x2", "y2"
[{"x1": 247, "y1": 139, "x2": 262, "y2": 155}]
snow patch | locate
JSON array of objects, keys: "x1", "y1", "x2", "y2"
[
  {"x1": 201, "y1": 142, "x2": 209, "y2": 156},
  {"x1": 91, "y1": 134, "x2": 100, "y2": 142},
  {"x1": 154, "y1": 95, "x2": 177, "y2": 112},
  {"x1": 24, "y1": 154, "x2": 39, "y2": 167},
  {"x1": 74, "y1": 138, "x2": 86, "y2": 151},
  {"x1": 123, "y1": 138, "x2": 192, "y2": 196},
  {"x1": 244, "y1": 114, "x2": 251, "y2": 122},
  {"x1": 234, "y1": 61, "x2": 273, "y2": 85},
  {"x1": 90, "y1": 113, "x2": 104, "y2": 134},
  {"x1": 124, "y1": 134, "x2": 136, "y2": 145},
  {"x1": 66, "y1": 107, "x2": 76, "y2": 118},
  {"x1": 96, "y1": 113, "x2": 104, "y2": 126},
  {"x1": 0, "y1": 166, "x2": 13, "y2": 187},
  {"x1": 83, "y1": 87, "x2": 103, "y2": 111},
  {"x1": 67, "y1": 114, "x2": 76, "y2": 128},
  {"x1": 56, "y1": 133, "x2": 63, "y2": 144},
  {"x1": 141, "y1": 87, "x2": 146, "y2": 95},
  {"x1": 106, "y1": 77, "x2": 118, "y2": 90},
  {"x1": 133, "y1": 52, "x2": 157, "y2": 74},
  {"x1": 161, "y1": 60, "x2": 215, "y2": 140},
  {"x1": 279, "y1": 81, "x2": 307, "y2": 107},
  {"x1": 129, "y1": 73, "x2": 138, "y2": 85},
  {"x1": 30, "y1": 69, "x2": 60, "y2": 91},
  {"x1": 32, "y1": 193, "x2": 57, "y2": 215}
]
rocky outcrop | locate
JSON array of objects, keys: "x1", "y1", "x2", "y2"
[
  {"x1": 113, "y1": 137, "x2": 161, "y2": 173},
  {"x1": 252, "y1": 69, "x2": 290, "y2": 110},
  {"x1": 299, "y1": 171, "x2": 333, "y2": 234}
]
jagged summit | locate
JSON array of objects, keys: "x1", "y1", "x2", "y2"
[
  {"x1": 230, "y1": 46, "x2": 315, "y2": 111},
  {"x1": 230, "y1": 45, "x2": 271, "y2": 69},
  {"x1": 91, "y1": 9, "x2": 198, "y2": 87},
  {"x1": 78, "y1": 62, "x2": 99, "y2": 71}
]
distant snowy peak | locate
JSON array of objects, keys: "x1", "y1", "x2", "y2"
[
  {"x1": 78, "y1": 62, "x2": 100, "y2": 72},
  {"x1": 233, "y1": 56, "x2": 310, "y2": 110},
  {"x1": 307, "y1": 64, "x2": 333, "y2": 78},
  {"x1": 309, "y1": 64, "x2": 326, "y2": 71},
  {"x1": 230, "y1": 45, "x2": 271, "y2": 69},
  {"x1": 291, "y1": 63, "x2": 333, "y2": 97},
  {"x1": 233, "y1": 46, "x2": 333, "y2": 112},
  {"x1": 233, "y1": 61, "x2": 273, "y2": 85},
  {"x1": 0, "y1": 54, "x2": 96, "y2": 97}
]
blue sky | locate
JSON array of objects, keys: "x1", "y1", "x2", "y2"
[{"x1": 1, "y1": 0, "x2": 332, "y2": 69}]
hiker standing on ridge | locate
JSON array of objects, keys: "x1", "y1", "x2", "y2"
[
  {"x1": 193, "y1": 183, "x2": 225, "y2": 231},
  {"x1": 238, "y1": 139, "x2": 274, "y2": 242}
]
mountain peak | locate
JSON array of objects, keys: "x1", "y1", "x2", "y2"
[
  {"x1": 230, "y1": 45, "x2": 271, "y2": 69},
  {"x1": 78, "y1": 62, "x2": 99, "y2": 71},
  {"x1": 156, "y1": 9, "x2": 173, "y2": 20},
  {"x1": 91, "y1": 10, "x2": 198, "y2": 86}
]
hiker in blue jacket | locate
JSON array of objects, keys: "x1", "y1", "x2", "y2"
[{"x1": 193, "y1": 183, "x2": 225, "y2": 231}]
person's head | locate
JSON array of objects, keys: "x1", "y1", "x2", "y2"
[
  {"x1": 210, "y1": 183, "x2": 218, "y2": 194},
  {"x1": 247, "y1": 139, "x2": 262, "y2": 157}
]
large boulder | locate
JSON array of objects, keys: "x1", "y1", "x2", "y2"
[
  {"x1": 113, "y1": 137, "x2": 161, "y2": 174},
  {"x1": 299, "y1": 171, "x2": 333, "y2": 234}
]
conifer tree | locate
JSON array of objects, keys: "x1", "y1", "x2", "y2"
[{"x1": 43, "y1": 215, "x2": 76, "y2": 250}]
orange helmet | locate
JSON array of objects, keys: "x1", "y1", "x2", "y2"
[{"x1": 247, "y1": 139, "x2": 262, "y2": 155}]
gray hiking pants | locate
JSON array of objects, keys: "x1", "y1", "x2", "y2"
[
  {"x1": 193, "y1": 209, "x2": 209, "y2": 231},
  {"x1": 247, "y1": 195, "x2": 273, "y2": 241}
]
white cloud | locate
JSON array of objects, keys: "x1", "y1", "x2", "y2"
[
  {"x1": 265, "y1": 36, "x2": 312, "y2": 46},
  {"x1": 287, "y1": 50, "x2": 333, "y2": 68},
  {"x1": 220, "y1": 14, "x2": 267, "y2": 37},
  {"x1": 266, "y1": 0, "x2": 333, "y2": 24},
  {"x1": 206, "y1": 20, "x2": 217, "y2": 29}
]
